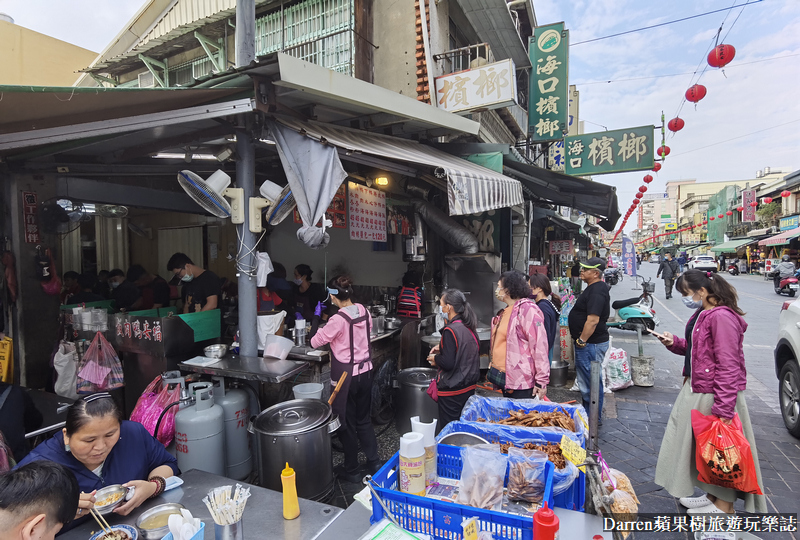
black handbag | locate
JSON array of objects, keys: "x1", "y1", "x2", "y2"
[{"x1": 487, "y1": 366, "x2": 506, "y2": 389}]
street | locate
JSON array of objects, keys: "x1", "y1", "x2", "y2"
[{"x1": 598, "y1": 261, "x2": 800, "y2": 538}]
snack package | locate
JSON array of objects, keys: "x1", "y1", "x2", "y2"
[
  {"x1": 506, "y1": 448, "x2": 548, "y2": 503},
  {"x1": 456, "y1": 445, "x2": 508, "y2": 512},
  {"x1": 602, "y1": 468, "x2": 640, "y2": 504},
  {"x1": 608, "y1": 488, "x2": 638, "y2": 519},
  {"x1": 425, "y1": 478, "x2": 459, "y2": 503}
]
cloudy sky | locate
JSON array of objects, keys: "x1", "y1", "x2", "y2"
[{"x1": 3, "y1": 0, "x2": 798, "y2": 232}]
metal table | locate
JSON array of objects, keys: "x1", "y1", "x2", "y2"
[
  {"x1": 179, "y1": 354, "x2": 309, "y2": 383},
  {"x1": 24, "y1": 389, "x2": 74, "y2": 439},
  {"x1": 59, "y1": 469, "x2": 342, "y2": 540}
]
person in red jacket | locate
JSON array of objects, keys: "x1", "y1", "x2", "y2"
[{"x1": 653, "y1": 270, "x2": 766, "y2": 514}]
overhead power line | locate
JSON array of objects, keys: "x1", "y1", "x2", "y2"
[{"x1": 669, "y1": 119, "x2": 800, "y2": 157}]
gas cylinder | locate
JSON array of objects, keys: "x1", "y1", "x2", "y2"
[
  {"x1": 212, "y1": 377, "x2": 252, "y2": 480},
  {"x1": 174, "y1": 382, "x2": 225, "y2": 476}
]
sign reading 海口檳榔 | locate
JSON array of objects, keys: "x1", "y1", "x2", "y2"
[
  {"x1": 565, "y1": 125, "x2": 655, "y2": 176},
  {"x1": 528, "y1": 22, "x2": 569, "y2": 142}
]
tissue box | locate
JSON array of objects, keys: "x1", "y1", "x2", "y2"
[{"x1": 161, "y1": 521, "x2": 205, "y2": 540}]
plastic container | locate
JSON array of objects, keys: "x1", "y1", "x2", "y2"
[
  {"x1": 293, "y1": 383, "x2": 323, "y2": 400},
  {"x1": 370, "y1": 443, "x2": 554, "y2": 540},
  {"x1": 281, "y1": 462, "x2": 300, "y2": 520},
  {"x1": 264, "y1": 334, "x2": 294, "y2": 361},
  {"x1": 533, "y1": 502, "x2": 559, "y2": 540},
  {"x1": 436, "y1": 421, "x2": 585, "y2": 512},
  {"x1": 398, "y1": 432, "x2": 425, "y2": 496},
  {"x1": 161, "y1": 522, "x2": 205, "y2": 540},
  {"x1": 410, "y1": 416, "x2": 437, "y2": 487}
]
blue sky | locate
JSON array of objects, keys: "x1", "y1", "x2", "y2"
[{"x1": 4, "y1": 0, "x2": 798, "y2": 232}]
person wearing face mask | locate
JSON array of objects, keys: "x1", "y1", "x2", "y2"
[
  {"x1": 652, "y1": 270, "x2": 766, "y2": 515},
  {"x1": 527, "y1": 273, "x2": 562, "y2": 360},
  {"x1": 310, "y1": 275, "x2": 379, "y2": 482},
  {"x1": 427, "y1": 289, "x2": 480, "y2": 430},
  {"x1": 107, "y1": 269, "x2": 140, "y2": 312},
  {"x1": 489, "y1": 271, "x2": 550, "y2": 400},
  {"x1": 167, "y1": 253, "x2": 221, "y2": 314},
  {"x1": 292, "y1": 264, "x2": 328, "y2": 322}
]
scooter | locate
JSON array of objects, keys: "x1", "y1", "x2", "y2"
[
  {"x1": 727, "y1": 260, "x2": 740, "y2": 275},
  {"x1": 769, "y1": 270, "x2": 800, "y2": 297},
  {"x1": 604, "y1": 267, "x2": 622, "y2": 287},
  {"x1": 606, "y1": 297, "x2": 660, "y2": 332}
]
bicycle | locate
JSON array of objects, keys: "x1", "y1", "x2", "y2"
[{"x1": 634, "y1": 275, "x2": 655, "y2": 308}]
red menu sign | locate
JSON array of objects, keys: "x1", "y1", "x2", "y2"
[
  {"x1": 22, "y1": 191, "x2": 41, "y2": 243},
  {"x1": 348, "y1": 182, "x2": 386, "y2": 242}
]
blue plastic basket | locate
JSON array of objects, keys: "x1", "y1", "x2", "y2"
[
  {"x1": 437, "y1": 421, "x2": 586, "y2": 512},
  {"x1": 161, "y1": 521, "x2": 205, "y2": 540},
  {"x1": 370, "y1": 443, "x2": 554, "y2": 540}
]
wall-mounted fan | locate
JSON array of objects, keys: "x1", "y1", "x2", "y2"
[
  {"x1": 247, "y1": 181, "x2": 297, "y2": 233},
  {"x1": 177, "y1": 170, "x2": 244, "y2": 223},
  {"x1": 41, "y1": 199, "x2": 85, "y2": 235},
  {"x1": 97, "y1": 204, "x2": 129, "y2": 218},
  {"x1": 128, "y1": 222, "x2": 151, "y2": 239}
]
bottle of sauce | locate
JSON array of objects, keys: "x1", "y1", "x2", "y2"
[
  {"x1": 281, "y1": 462, "x2": 300, "y2": 520},
  {"x1": 533, "y1": 502, "x2": 559, "y2": 540},
  {"x1": 398, "y1": 432, "x2": 426, "y2": 496}
]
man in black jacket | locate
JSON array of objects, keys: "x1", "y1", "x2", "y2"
[{"x1": 656, "y1": 252, "x2": 679, "y2": 299}]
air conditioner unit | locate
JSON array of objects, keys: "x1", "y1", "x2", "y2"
[{"x1": 138, "y1": 71, "x2": 155, "y2": 88}]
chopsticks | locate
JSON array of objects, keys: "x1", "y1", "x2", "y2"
[{"x1": 90, "y1": 507, "x2": 113, "y2": 537}]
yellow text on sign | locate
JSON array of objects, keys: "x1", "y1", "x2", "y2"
[{"x1": 560, "y1": 434, "x2": 586, "y2": 473}]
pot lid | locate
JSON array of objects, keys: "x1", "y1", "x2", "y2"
[
  {"x1": 253, "y1": 399, "x2": 331, "y2": 435},
  {"x1": 396, "y1": 367, "x2": 436, "y2": 388}
]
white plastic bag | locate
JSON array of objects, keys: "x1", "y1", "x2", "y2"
[
  {"x1": 255, "y1": 252, "x2": 274, "y2": 287},
  {"x1": 603, "y1": 346, "x2": 633, "y2": 391},
  {"x1": 53, "y1": 341, "x2": 80, "y2": 399}
]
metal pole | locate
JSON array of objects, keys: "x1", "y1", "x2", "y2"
[
  {"x1": 235, "y1": 0, "x2": 256, "y2": 67},
  {"x1": 636, "y1": 325, "x2": 644, "y2": 357},
  {"x1": 588, "y1": 360, "x2": 601, "y2": 453}
]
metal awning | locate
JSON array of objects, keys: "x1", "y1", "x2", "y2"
[
  {"x1": 759, "y1": 227, "x2": 800, "y2": 246},
  {"x1": 710, "y1": 239, "x2": 756, "y2": 253},
  {"x1": 276, "y1": 118, "x2": 524, "y2": 215},
  {"x1": 455, "y1": 0, "x2": 532, "y2": 69}
]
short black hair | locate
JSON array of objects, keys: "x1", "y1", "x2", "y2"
[
  {"x1": 65, "y1": 393, "x2": 123, "y2": 436},
  {"x1": 108, "y1": 268, "x2": 125, "y2": 279},
  {"x1": 167, "y1": 253, "x2": 193, "y2": 272},
  {"x1": 63, "y1": 271, "x2": 80, "y2": 281},
  {"x1": 126, "y1": 264, "x2": 147, "y2": 283},
  {"x1": 77, "y1": 273, "x2": 96, "y2": 291},
  {"x1": 0, "y1": 461, "x2": 79, "y2": 529},
  {"x1": 295, "y1": 264, "x2": 313, "y2": 281},
  {"x1": 402, "y1": 270, "x2": 421, "y2": 287},
  {"x1": 97, "y1": 270, "x2": 110, "y2": 279},
  {"x1": 499, "y1": 270, "x2": 531, "y2": 300},
  {"x1": 272, "y1": 262, "x2": 287, "y2": 280}
]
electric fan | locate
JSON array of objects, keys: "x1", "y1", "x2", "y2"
[{"x1": 177, "y1": 170, "x2": 244, "y2": 223}]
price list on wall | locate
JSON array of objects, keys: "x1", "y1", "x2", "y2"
[{"x1": 348, "y1": 181, "x2": 387, "y2": 242}]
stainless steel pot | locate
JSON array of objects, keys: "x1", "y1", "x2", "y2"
[
  {"x1": 394, "y1": 367, "x2": 438, "y2": 434},
  {"x1": 248, "y1": 399, "x2": 340, "y2": 501}
]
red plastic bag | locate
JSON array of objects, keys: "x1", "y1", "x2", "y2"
[
  {"x1": 130, "y1": 375, "x2": 181, "y2": 447},
  {"x1": 76, "y1": 332, "x2": 124, "y2": 394},
  {"x1": 690, "y1": 410, "x2": 762, "y2": 495}
]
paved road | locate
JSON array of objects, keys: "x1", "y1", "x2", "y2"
[{"x1": 599, "y1": 262, "x2": 800, "y2": 538}]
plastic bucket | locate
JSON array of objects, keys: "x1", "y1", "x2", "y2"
[
  {"x1": 263, "y1": 334, "x2": 294, "y2": 361},
  {"x1": 293, "y1": 383, "x2": 323, "y2": 400}
]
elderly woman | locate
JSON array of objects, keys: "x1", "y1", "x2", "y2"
[
  {"x1": 17, "y1": 393, "x2": 179, "y2": 524},
  {"x1": 489, "y1": 271, "x2": 550, "y2": 399}
]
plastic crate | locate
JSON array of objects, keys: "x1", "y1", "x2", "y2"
[
  {"x1": 437, "y1": 421, "x2": 585, "y2": 512},
  {"x1": 459, "y1": 395, "x2": 587, "y2": 445},
  {"x1": 370, "y1": 443, "x2": 554, "y2": 540}
]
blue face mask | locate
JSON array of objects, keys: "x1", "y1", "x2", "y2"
[{"x1": 682, "y1": 296, "x2": 702, "y2": 309}]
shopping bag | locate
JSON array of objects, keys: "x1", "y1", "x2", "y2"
[
  {"x1": 690, "y1": 410, "x2": 762, "y2": 495},
  {"x1": 130, "y1": 375, "x2": 181, "y2": 446},
  {"x1": 0, "y1": 337, "x2": 13, "y2": 383},
  {"x1": 603, "y1": 346, "x2": 633, "y2": 392},
  {"x1": 53, "y1": 341, "x2": 80, "y2": 400},
  {"x1": 76, "y1": 332, "x2": 124, "y2": 394}
]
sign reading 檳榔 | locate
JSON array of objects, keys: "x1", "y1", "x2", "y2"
[
  {"x1": 565, "y1": 125, "x2": 655, "y2": 176},
  {"x1": 435, "y1": 59, "x2": 517, "y2": 114},
  {"x1": 529, "y1": 22, "x2": 569, "y2": 142}
]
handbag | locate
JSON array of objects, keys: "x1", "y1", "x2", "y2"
[
  {"x1": 487, "y1": 366, "x2": 506, "y2": 389},
  {"x1": 426, "y1": 379, "x2": 438, "y2": 402}
]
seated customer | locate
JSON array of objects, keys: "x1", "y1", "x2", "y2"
[
  {"x1": 67, "y1": 273, "x2": 105, "y2": 306},
  {"x1": 60, "y1": 271, "x2": 80, "y2": 304},
  {"x1": 0, "y1": 382, "x2": 43, "y2": 462},
  {"x1": 127, "y1": 265, "x2": 171, "y2": 310},
  {"x1": 0, "y1": 461, "x2": 79, "y2": 540},
  {"x1": 108, "y1": 269, "x2": 140, "y2": 311}
]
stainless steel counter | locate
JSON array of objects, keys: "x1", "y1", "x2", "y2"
[
  {"x1": 59, "y1": 469, "x2": 342, "y2": 540},
  {"x1": 179, "y1": 354, "x2": 309, "y2": 383},
  {"x1": 289, "y1": 328, "x2": 400, "y2": 361}
]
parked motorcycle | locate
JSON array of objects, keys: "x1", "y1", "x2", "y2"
[
  {"x1": 768, "y1": 270, "x2": 799, "y2": 297},
  {"x1": 604, "y1": 267, "x2": 622, "y2": 287},
  {"x1": 727, "y1": 261, "x2": 740, "y2": 276},
  {"x1": 606, "y1": 297, "x2": 659, "y2": 332}
]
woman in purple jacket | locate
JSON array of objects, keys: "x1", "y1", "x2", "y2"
[{"x1": 653, "y1": 270, "x2": 766, "y2": 514}]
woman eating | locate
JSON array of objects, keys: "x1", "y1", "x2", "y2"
[
  {"x1": 489, "y1": 271, "x2": 550, "y2": 399},
  {"x1": 427, "y1": 289, "x2": 480, "y2": 429},
  {"x1": 653, "y1": 270, "x2": 766, "y2": 514},
  {"x1": 17, "y1": 393, "x2": 179, "y2": 523},
  {"x1": 310, "y1": 275, "x2": 379, "y2": 483},
  {"x1": 528, "y1": 273, "x2": 561, "y2": 360}
]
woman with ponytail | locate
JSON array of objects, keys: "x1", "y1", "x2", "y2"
[
  {"x1": 427, "y1": 289, "x2": 480, "y2": 429},
  {"x1": 528, "y1": 273, "x2": 561, "y2": 360},
  {"x1": 653, "y1": 270, "x2": 766, "y2": 514}
]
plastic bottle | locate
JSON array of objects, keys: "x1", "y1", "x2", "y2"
[
  {"x1": 398, "y1": 432, "x2": 426, "y2": 496},
  {"x1": 410, "y1": 416, "x2": 437, "y2": 487},
  {"x1": 533, "y1": 502, "x2": 559, "y2": 540},
  {"x1": 281, "y1": 462, "x2": 300, "y2": 520}
]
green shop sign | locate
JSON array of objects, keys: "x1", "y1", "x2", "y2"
[
  {"x1": 564, "y1": 125, "x2": 655, "y2": 176},
  {"x1": 528, "y1": 22, "x2": 569, "y2": 142}
]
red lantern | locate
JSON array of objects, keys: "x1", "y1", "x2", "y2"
[
  {"x1": 668, "y1": 117, "x2": 685, "y2": 132},
  {"x1": 652, "y1": 163, "x2": 662, "y2": 172},
  {"x1": 718, "y1": 213, "x2": 724, "y2": 218},
  {"x1": 639, "y1": 185, "x2": 648, "y2": 193},
  {"x1": 763, "y1": 197, "x2": 773, "y2": 204},
  {"x1": 749, "y1": 201, "x2": 758, "y2": 208},
  {"x1": 782, "y1": 190, "x2": 792, "y2": 198},
  {"x1": 636, "y1": 192, "x2": 643, "y2": 199},
  {"x1": 709, "y1": 216, "x2": 715, "y2": 221},
  {"x1": 643, "y1": 174, "x2": 654, "y2": 184},
  {"x1": 656, "y1": 146, "x2": 671, "y2": 157},
  {"x1": 726, "y1": 211, "x2": 733, "y2": 216},
  {"x1": 736, "y1": 206, "x2": 744, "y2": 212},
  {"x1": 633, "y1": 199, "x2": 640, "y2": 206},
  {"x1": 703, "y1": 220, "x2": 708, "y2": 225},
  {"x1": 685, "y1": 84, "x2": 707, "y2": 103},
  {"x1": 707, "y1": 44, "x2": 736, "y2": 69}
]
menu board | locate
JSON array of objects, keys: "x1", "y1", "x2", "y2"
[{"x1": 348, "y1": 181, "x2": 387, "y2": 242}]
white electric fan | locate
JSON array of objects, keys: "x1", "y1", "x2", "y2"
[
  {"x1": 177, "y1": 170, "x2": 244, "y2": 223},
  {"x1": 248, "y1": 181, "x2": 298, "y2": 233}
]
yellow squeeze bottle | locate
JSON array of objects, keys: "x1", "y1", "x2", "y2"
[{"x1": 281, "y1": 462, "x2": 300, "y2": 520}]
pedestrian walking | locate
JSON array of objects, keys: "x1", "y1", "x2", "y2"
[
  {"x1": 570, "y1": 259, "x2": 583, "y2": 295},
  {"x1": 427, "y1": 289, "x2": 480, "y2": 430},
  {"x1": 489, "y1": 271, "x2": 549, "y2": 400},
  {"x1": 567, "y1": 258, "x2": 610, "y2": 422},
  {"x1": 657, "y1": 252, "x2": 679, "y2": 299},
  {"x1": 677, "y1": 253, "x2": 687, "y2": 274},
  {"x1": 653, "y1": 270, "x2": 766, "y2": 514}
]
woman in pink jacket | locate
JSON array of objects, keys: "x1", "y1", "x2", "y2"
[
  {"x1": 488, "y1": 271, "x2": 550, "y2": 399},
  {"x1": 654, "y1": 270, "x2": 766, "y2": 514}
]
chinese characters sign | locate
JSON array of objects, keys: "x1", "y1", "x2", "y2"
[
  {"x1": 348, "y1": 182, "x2": 386, "y2": 242},
  {"x1": 622, "y1": 237, "x2": 637, "y2": 277},
  {"x1": 565, "y1": 125, "x2": 655, "y2": 176},
  {"x1": 742, "y1": 190, "x2": 756, "y2": 223},
  {"x1": 547, "y1": 85, "x2": 580, "y2": 171},
  {"x1": 22, "y1": 191, "x2": 41, "y2": 243},
  {"x1": 434, "y1": 59, "x2": 517, "y2": 114},
  {"x1": 529, "y1": 22, "x2": 569, "y2": 142},
  {"x1": 549, "y1": 239, "x2": 573, "y2": 255}
]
